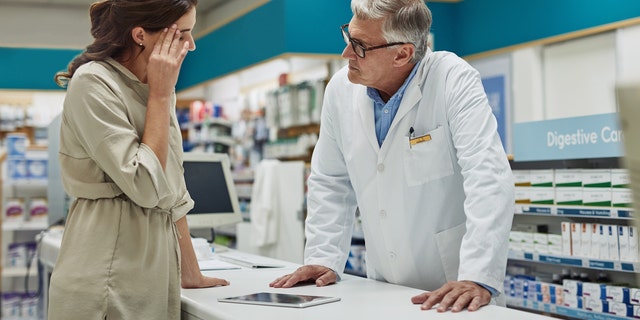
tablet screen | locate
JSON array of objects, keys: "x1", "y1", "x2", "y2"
[{"x1": 218, "y1": 292, "x2": 340, "y2": 308}]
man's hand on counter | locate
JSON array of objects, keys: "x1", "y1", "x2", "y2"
[
  {"x1": 411, "y1": 280, "x2": 491, "y2": 312},
  {"x1": 269, "y1": 265, "x2": 337, "y2": 288}
]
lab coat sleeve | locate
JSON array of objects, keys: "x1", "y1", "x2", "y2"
[
  {"x1": 62, "y1": 71, "x2": 173, "y2": 209},
  {"x1": 304, "y1": 75, "x2": 358, "y2": 278},
  {"x1": 444, "y1": 61, "x2": 515, "y2": 293}
]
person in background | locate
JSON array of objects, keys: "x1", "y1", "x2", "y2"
[
  {"x1": 270, "y1": 0, "x2": 514, "y2": 313},
  {"x1": 49, "y1": 1, "x2": 228, "y2": 318}
]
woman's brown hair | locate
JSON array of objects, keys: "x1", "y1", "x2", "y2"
[{"x1": 54, "y1": 0, "x2": 198, "y2": 87}]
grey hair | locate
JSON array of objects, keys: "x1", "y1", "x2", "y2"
[{"x1": 351, "y1": 0, "x2": 431, "y2": 62}]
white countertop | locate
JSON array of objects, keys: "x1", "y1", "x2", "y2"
[{"x1": 39, "y1": 230, "x2": 553, "y2": 320}]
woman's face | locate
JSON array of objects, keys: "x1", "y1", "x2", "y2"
[{"x1": 146, "y1": 7, "x2": 197, "y2": 52}]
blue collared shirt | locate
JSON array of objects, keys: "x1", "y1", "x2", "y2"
[{"x1": 367, "y1": 61, "x2": 420, "y2": 147}]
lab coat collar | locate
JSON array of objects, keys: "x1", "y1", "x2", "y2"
[{"x1": 356, "y1": 49, "x2": 432, "y2": 155}]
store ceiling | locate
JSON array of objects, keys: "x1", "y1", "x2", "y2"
[{"x1": 0, "y1": 0, "x2": 228, "y2": 14}]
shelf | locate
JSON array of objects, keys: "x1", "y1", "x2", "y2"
[
  {"x1": 190, "y1": 118, "x2": 233, "y2": 128},
  {"x1": 507, "y1": 297, "x2": 629, "y2": 320},
  {"x1": 508, "y1": 250, "x2": 640, "y2": 273},
  {"x1": 2, "y1": 265, "x2": 38, "y2": 277},
  {"x1": 515, "y1": 204, "x2": 634, "y2": 220},
  {"x1": 187, "y1": 136, "x2": 235, "y2": 146},
  {"x1": 2, "y1": 221, "x2": 48, "y2": 231}
]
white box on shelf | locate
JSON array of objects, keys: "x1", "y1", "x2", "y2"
[
  {"x1": 598, "y1": 224, "x2": 610, "y2": 260},
  {"x1": 618, "y1": 225, "x2": 631, "y2": 262},
  {"x1": 608, "y1": 224, "x2": 620, "y2": 261},
  {"x1": 555, "y1": 187, "x2": 583, "y2": 206},
  {"x1": 563, "y1": 279, "x2": 583, "y2": 296},
  {"x1": 611, "y1": 168, "x2": 629, "y2": 188},
  {"x1": 583, "y1": 297, "x2": 608, "y2": 313},
  {"x1": 530, "y1": 187, "x2": 554, "y2": 205},
  {"x1": 630, "y1": 287, "x2": 640, "y2": 305},
  {"x1": 589, "y1": 223, "x2": 600, "y2": 259},
  {"x1": 570, "y1": 222, "x2": 581, "y2": 257},
  {"x1": 582, "y1": 187, "x2": 612, "y2": 207},
  {"x1": 513, "y1": 170, "x2": 531, "y2": 186},
  {"x1": 609, "y1": 301, "x2": 632, "y2": 316},
  {"x1": 583, "y1": 282, "x2": 607, "y2": 300},
  {"x1": 606, "y1": 285, "x2": 630, "y2": 304},
  {"x1": 514, "y1": 186, "x2": 531, "y2": 204},
  {"x1": 582, "y1": 169, "x2": 611, "y2": 188},
  {"x1": 580, "y1": 222, "x2": 592, "y2": 258},
  {"x1": 611, "y1": 188, "x2": 632, "y2": 208},
  {"x1": 563, "y1": 294, "x2": 583, "y2": 309},
  {"x1": 629, "y1": 226, "x2": 639, "y2": 262},
  {"x1": 561, "y1": 222, "x2": 572, "y2": 256},
  {"x1": 554, "y1": 169, "x2": 582, "y2": 187},
  {"x1": 530, "y1": 169, "x2": 554, "y2": 187}
]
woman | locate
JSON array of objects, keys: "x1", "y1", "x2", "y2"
[{"x1": 49, "y1": 1, "x2": 229, "y2": 319}]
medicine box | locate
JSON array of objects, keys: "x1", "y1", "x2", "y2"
[
  {"x1": 606, "y1": 285, "x2": 630, "y2": 304},
  {"x1": 582, "y1": 283, "x2": 607, "y2": 299},
  {"x1": 609, "y1": 301, "x2": 632, "y2": 317},
  {"x1": 554, "y1": 169, "x2": 582, "y2": 187},
  {"x1": 514, "y1": 187, "x2": 530, "y2": 204},
  {"x1": 563, "y1": 294, "x2": 583, "y2": 309},
  {"x1": 555, "y1": 187, "x2": 582, "y2": 206},
  {"x1": 530, "y1": 170, "x2": 554, "y2": 187},
  {"x1": 513, "y1": 170, "x2": 531, "y2": 186},
  {"x1": 563, "y1": 279, "x2": 583, "y2": 296},
  {"x1": 612, "y1": 188, "x2": 632, "y2": 208},
  {"x1": 561, "y1": 222, "x2": 572, "y2": 256},
  {"x1": 611, "y1": 169, "x2": 630, "y2": 188},
  {"x1": 583, "y1": 297, "x2": 608, "y2": 313},
  {"x1": 582, "y1": 169, "x2": 611, "y2": 188},
  {"x1": 630, "y1": 287, "x2": 640, "y2": 305},
  {"x1": 530, "y1": 187, "x2": 554, "y2": 205},
  {"x1": 6, "y1": 133, "x2": 27, "y2": 157},
  {"x1": 582, "y1": 188, "x2": 611, "y2": 207}
]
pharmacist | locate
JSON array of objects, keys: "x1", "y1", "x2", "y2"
[{"x1": 270, "y1": 0, "x2": 515, "y2": 313}]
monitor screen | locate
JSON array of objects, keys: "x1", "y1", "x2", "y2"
[{"x1": 182, "y1": 152, "x2": 242, "y2": 229}]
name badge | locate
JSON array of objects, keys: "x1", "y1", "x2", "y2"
[{"x1": 409, "y1": 134, "x2": 431, "y2": 146}]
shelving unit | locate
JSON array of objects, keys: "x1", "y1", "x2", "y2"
[{"x1": 507, "y1": 156, "x2": 639, "y2": 319}]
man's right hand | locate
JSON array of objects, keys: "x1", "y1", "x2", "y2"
[{"x1": 269, "y1": 265, "x2": 337, "y2": 288}]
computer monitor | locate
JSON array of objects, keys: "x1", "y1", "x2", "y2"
[{"x1": 182, "y1": 152, "x2": 242, "y2": 229}]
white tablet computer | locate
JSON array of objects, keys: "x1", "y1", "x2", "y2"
[{"x1": 218, "y1": 292, "x2": 340, "y2": 308}]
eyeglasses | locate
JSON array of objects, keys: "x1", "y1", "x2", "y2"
[{"x1": 340, "y1": 23, "x2": 411, "y2": 58}]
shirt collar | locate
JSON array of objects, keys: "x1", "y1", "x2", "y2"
[{"x1": 366, "y1": 61, "x2": 421, "y2": 103}]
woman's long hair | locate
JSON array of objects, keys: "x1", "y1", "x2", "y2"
[{"x1": 54, "y1": 0, "x2": 197, "y2": 87}]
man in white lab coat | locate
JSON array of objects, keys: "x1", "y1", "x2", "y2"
[{"x1": 270, "y1": 0, "x2": 514, "y2": 312}]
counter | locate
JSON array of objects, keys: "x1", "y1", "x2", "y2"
[{"x1": 39, "y1": 229, "x2": 553, "y2": 320}]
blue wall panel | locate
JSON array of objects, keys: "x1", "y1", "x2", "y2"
[
  {"x1": 178, "y1": 1, "x2": 287, "y2": 90},
  {"x1": 2, "y1": 1, "x2": 640, "y2": 90},
  {"x1": 454, "y1": 0, "x2": 640, "y2": 56},
  {"x1": 0, "y1": 47, "x2": 79, "y2": 90}
]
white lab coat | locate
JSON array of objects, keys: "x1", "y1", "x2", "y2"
[{"x1": 304, "y1": 49, "x2": 515, "y2": 299}]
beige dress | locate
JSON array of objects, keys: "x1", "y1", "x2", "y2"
[{"x1": 48, "y1": 58, "x2": 194, "y2": 320}]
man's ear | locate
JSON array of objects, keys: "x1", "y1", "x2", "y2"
[
  {"x1": 131, "y1": 26, "x2": 146, "y2": 47},
  {"x1": 393, "y1": 44, "x2": 415, "y2": 67}
]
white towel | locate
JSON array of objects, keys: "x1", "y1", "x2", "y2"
[{"x1": 250, "y1": 159, "x2": 280, "y2": 247}]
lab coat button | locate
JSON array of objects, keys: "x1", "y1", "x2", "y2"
[
  {"x1": 389, "y1": 252, "x2": 396, "y2": 260},
  {"x1": 377, "y1": 163, "x2": 384, "y2": 172},
  {"x1": 380, "y1": 210, "x2": 387, "y2": 218}
]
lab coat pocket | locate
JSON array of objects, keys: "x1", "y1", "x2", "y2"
[
  {"x1": 403, "y1": 126, "x2": 454, "y2": 186},
  {"x1": 434, "y1": 222, "x2": 466, "y2": 282}
]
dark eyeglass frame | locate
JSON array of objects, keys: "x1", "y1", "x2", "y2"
[{"x1": 340, "y1": 23, "x2": 412, "y2": 58}]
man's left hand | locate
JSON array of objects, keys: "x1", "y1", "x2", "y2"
[{"x1": 411, "y1": 280, "x2": 491, "y2": 312}]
